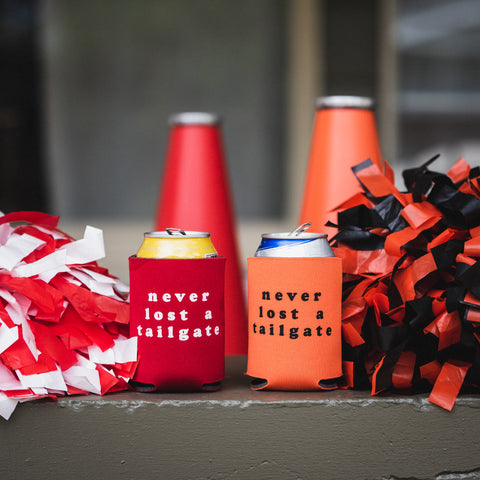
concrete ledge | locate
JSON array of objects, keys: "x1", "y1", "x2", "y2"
[{"x1": 2, "y1": 357, "x2": 480, "y2": 480}]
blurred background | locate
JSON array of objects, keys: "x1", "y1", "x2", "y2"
[{"x1": 1, "y1": 0, "x2": 480, "y2": 281}]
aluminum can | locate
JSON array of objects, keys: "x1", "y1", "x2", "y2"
[
  {"x1": 254, "y1": 223, "x2": 334, "y2": 258},
  {"x1": 136, "y1": 228, "x2": 217, "y2": 259}
]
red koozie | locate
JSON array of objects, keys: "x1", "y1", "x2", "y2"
[
  {"x1": 154, "y1": 112, "x2": 247, "y2": 355},
  {"x1": 129, "y1": 256, "x2": 226, "y2": 391}
]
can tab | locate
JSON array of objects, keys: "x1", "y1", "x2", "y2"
[
  {"x1": 289, "y1": 222, "x2": 311, "y2": 236},
  {"x1": 166, "y1": 228, "x2": 186, "y2": 236}
]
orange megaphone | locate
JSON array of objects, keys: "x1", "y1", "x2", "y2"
[{"x1": 299, "y1": 95, "x2": 391, "y2": 237}]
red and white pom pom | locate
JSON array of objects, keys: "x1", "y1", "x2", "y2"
[{"x1": 0, "y1": 211, "x2": 137, "y2": 420}]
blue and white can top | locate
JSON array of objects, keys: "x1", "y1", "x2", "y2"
[{"x1": 254, "y1": 222, "x2": 334, "y2": 258}]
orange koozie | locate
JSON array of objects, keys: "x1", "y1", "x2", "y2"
[{"x1": 246, "y1": 257, "x2": 343, "y2": 390}]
